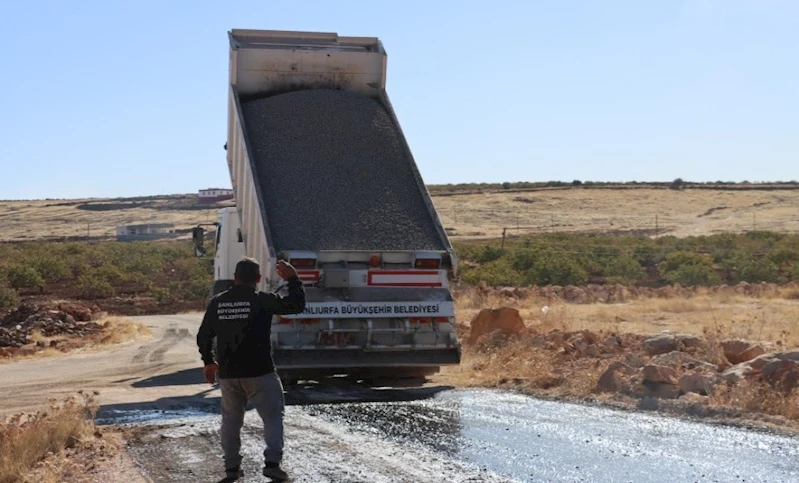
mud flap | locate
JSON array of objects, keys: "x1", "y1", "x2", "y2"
[{"x1": 273, "y1": 348, "x2": 461, "y2": 370}]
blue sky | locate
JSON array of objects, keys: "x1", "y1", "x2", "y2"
[{"x1": 0, "y1": 1, "x2": 797, "y2": 199}]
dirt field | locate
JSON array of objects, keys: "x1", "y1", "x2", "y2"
[
  {"x1": 2, "y1": 187, "x2": 798, "y2": 241},
  {"x1": 0, "y1": 196, "x2": 232, "y2": 242},
  {"x1": 433, "y1": 187, "x2": 799, "y2": 239}
]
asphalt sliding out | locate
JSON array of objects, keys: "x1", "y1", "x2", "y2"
[{"x1": 241, "y1": 89, "x2": 445, "y2": 253}]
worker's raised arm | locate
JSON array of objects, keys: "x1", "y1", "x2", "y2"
[
  {"x1": 260, "y1": 260, "x2": 306, "y2": 315},
  {"x1": 197, "y1": 298, "x2": 219, "y2": 365}
]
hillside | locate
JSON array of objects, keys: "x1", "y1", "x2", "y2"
[{"x1": 1, "y1": 187, "x2": 798, "y2": 242}]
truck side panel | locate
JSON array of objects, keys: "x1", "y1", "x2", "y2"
[{"x1": 227, "y1": 85, "x2": 275, "y2": 289}]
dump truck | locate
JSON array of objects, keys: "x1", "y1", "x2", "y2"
[{"x1": 197, "y1": 29, "x2": 460, "y2": 383}]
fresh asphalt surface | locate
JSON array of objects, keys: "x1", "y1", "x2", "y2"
[
  {"x1": 116, "y1": 386, "x2": 798, "y2": 483},
  {"x1": 3, "y1": 314, "x2": 797, "y2": 482}
]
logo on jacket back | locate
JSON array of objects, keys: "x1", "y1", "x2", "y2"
[{"x1": 218, "y1": 301, "x2": 251, "y2": 320}]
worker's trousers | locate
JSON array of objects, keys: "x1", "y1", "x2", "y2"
[{"x1": 219, "y1": 371, "x2": 285, "y2": 469}]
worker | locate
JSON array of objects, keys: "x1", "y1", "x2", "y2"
[{"x1": 197, "y1": 257, "x2": 305, "y2": 482}]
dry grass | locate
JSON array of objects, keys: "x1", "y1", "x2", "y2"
[
  {"x1": 453, "y1": 288, "x2": 799, "y2": 347},
  {"x1": 0, "y1": 318, "x2": 151, "y2": 364},
  {"x1": 433, "y1": 188, "x2": 799, "y2": 238},
  {"x1": 0, "y1": 197, "x2": 229, "y2": 241},
  {"x1": 94, "y1": 318, "x2": 152, "y2": 345},
  {"x1": 710, "y1": 381, "x2": 799, "y2": 422},
  {"x1": 3, "y1": 188, "x2": 799, "y2": 241},
  {"x1": 0, "y1": 393, "x2": 97, "y2": 483}
]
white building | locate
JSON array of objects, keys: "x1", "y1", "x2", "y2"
[
  {"x1": 116, "y1": 223, "x2": 178, "y2": 242},
  {"x1": 199, "y1": 188, "x2": 234, "y2": 203}
]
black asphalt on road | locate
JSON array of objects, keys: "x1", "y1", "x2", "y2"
[{"x1": 118, "y1": 387, "x2": 799, "y2": 483}]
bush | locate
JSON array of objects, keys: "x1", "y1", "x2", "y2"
[
  {"x1": 474, "y1": 245, "x2": 505, "y2": 263},
  {"x1": 602, "y1": 255, "x2": 645, "y2": 285},
  {"x1": 149, "y1": 286, "x2": 173, "y2": 303},
  {"x1": 768, "y1": 247, "x2": 799, "y2": 267},
  {"x1": 0, "y1": 285, "x2": 19, "y2": 310},
  {"x1": 30, "y1": 257, "x2": 70, "y2": 283},
  {"x1": 92, "y1": 265, "x2": 126, "y2": 284},
  {"x1": 5, "y1": 266, "x2": 44, "y2": 291},
  {"x1": 658, "y1": 251, "x2": 712, "y2": 273},
  {"x1": 122, "y1": 255, "x2": 165, "y2": 277},
  {"x1": 460, "y1": 259, "x2": 523, "y2": 286},
  {"x1": 77, "y1": 275, "x2": 114, "y2": 299},
  {"x1": 669, "y1": 178, "x2": 685, "y2": 190},
  {"x1": 515, "y1": 248, "x2": 587, "y2": 286},
  {"x1": 791, "y1": 264, "x2": 799, "y2": 282},
  {"x1": 182, "y1": 278, "x2": 211, "y2": 300},
  {"x1": 664, "y1": 264, "x2": 720, "y2": 286},
  {"x1": 726, "y1": 255, "x2": 781, "y2": 284},
  {"x1": 659, "y1": 251, "x2": 720, "y2": 286}
]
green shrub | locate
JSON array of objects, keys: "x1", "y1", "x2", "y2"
[
  {"x1": 768, "y1": 247, "x2": 799, "y2": 267},
  {"x1": 0, "y1": 285, "x2": 19, "y2": 310},
  {"x1": 182, "y1": 278, "x2": 211, "y2": 300},
  {"x1": 92, "y1": 264, "x2": 126, "y2": 284},
  {"x1": 172, "y1": 258, "x2": 212, "y2": 280},
  {"x1": 149, "y1": 286, "x2": 173, "y2": 303},
  {"x1": 658, "y1": 251, "x2": 712, "y2": 273},
  {"x1": 515, "y1": 248, "x2": 587, "y2": 286},
  {"x1": 30, "y1": 256, "x2": 70, "y2": 282},
  {"x1": 460, "y1": 258, "x2": 523, "y2": 286},
  {"x1": 725, "y1": 255, "x2": 781, "y2": 284},
  {"x1": 123, "y1": 255, "x2": 165, "y2": 277},
  {"x1": 663, "y1": 264, "x2": 720, "y2": 286},
  {"x1": 6, "y1": 266, "x2": 44, "y2": 291},
  {"x1": 77, "y1": 275, "x2": 114, "y2": 298},
  {"x1": 602, "y1": 255, "x2": 645, "y2": 285},
  {"x1": 791, "y1": 263, "x2": 799, "y2": 282},
  {"x1": 659, "y1": 251, "x2": 720, "y2": 286},
  {"x1": 473, "y1": 245, "x2": 505, "y2": 264}
]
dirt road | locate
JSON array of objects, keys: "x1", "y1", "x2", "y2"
[
  {"x1": 0, "y1": 314, "x2": 208, "y2": 416},
  {"x1": 2, "y1": 315, "x2": 798, "y2": 482}
]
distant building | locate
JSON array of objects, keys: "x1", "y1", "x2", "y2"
[
  {"x1": 116, "y1": 223, "x2": 178, "y2": 242},
  {"x1": 199, "y1": 188, "x2": 234, "y2": 203}
]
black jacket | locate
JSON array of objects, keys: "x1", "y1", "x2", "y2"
[{"x1": 197, "y1": 277, "x2": 305, "y2": 379}]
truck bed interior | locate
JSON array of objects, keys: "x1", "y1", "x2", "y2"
[{"x1": 239, "y1": 89, "x2": 447, "y2": 253}]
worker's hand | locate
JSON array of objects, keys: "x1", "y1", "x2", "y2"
[
  {"x1": 203, "y1": 363, "x2": 219, "y2": 385},
  {"x1": 276, "y1": 260, "x2": 298, "y2": 280}
]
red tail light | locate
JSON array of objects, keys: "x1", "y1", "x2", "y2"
[
  {"x1": 414, "y1": 258, "x2": 441, "y2": 269},
  {"x1": 290, "y1": 258, "x2": 316, "y2": 269}
]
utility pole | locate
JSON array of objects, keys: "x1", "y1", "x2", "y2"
[{"x1": 655, "y1": 214, "x2": 659, "y2": 238}]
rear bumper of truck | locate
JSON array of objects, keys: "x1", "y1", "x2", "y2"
[{"x1": 273, "y1": 347, "x2": 461, "y2": 370}]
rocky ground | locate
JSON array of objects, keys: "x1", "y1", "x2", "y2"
[
  {"x1": 0, "y1": 302, "x2": 103, "y2": 352},
  {"x1": 455, "y1": 304, "x2": 799, "y2": 429}
]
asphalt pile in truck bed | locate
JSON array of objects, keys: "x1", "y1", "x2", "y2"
[{"x1": 240, "y1": 89, "x2": 445, "y2": 252}]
